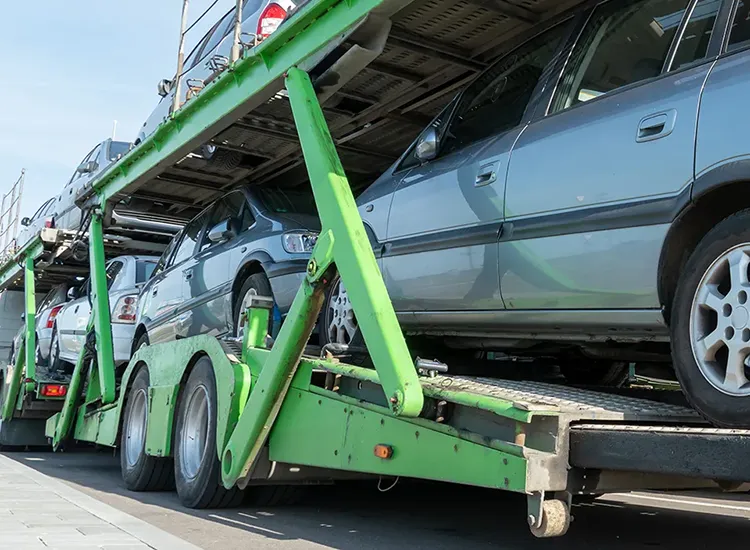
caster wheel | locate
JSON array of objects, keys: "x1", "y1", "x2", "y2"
[{"x1": 529, "y1": 499, "x2": 570, "y2": 538}]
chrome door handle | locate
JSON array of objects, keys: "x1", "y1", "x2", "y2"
[
  {"x1": 152, "y1": 287, "x2": 158, "y2": 296},
  {"x1": 183, "y1": 270, "x2": 193, "y2": 280},
  {"x1": 636, "y1": 109, "x2": 677, "y2": 142},
  {"x1": 475, "y1": 161, "x2": 500, "y2": 188}
]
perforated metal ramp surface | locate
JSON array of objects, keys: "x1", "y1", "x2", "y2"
[{"x1": 423, "y1": 376, "x2": 703, "y2": 423}]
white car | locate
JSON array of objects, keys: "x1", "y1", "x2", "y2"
[
  {"x1": 49, "y1": 256, "x2": 158, "y2": 370},
  {"x1": 10, "y1": 284, "x2": 70, "y2": 369}
]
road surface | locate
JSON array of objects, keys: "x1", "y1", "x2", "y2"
[{"x1": 3, "y1": 449, "x2": 749, "y2": 549}]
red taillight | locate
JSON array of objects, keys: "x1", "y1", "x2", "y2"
[
  {"x1": 44, "y1": 217, "x2": 55, "y2": 229},
  {"x1": 113, "y1": 295, "x2": 138, "y2": 324},
  {"x1": 46, "y1": 305, "x2": 64, "y2": 329},
  {"x1": 257, "y1": 3, "x2": 287, "y2": 40},
  {"x1": 40, "y1": 384, "x2": 67, "y2": 397}
]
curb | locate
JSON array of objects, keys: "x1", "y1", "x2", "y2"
[{"x1": 0, "y1": 453, "x2": 202, "y2": 550}]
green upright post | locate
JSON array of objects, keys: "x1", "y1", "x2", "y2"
[
  {"x1": 220, "y1": 68, "x2": 424, "y2": 488},
  {"x1": 23, "y1": 256, "x2": 36, "y2": 387},
  {"x1": 89, "y1": 212, "x2": 117, "y2": 404}
]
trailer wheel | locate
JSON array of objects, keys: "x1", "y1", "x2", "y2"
[
  {"x1": 120, "y1": 368, "x2": 174, "y2": 491},
  {"x1": 174, "y1": 356, "x2": 243, "y2": 508},
  {"x1": 529, "y1": 499, "x2": 570, "y2": 538}
]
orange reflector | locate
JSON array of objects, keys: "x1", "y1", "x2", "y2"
[
  {"x1": 374, "y1": 444, "x2": 393, "y2": 459},
  {"x1": 40, "y1": 384, "x2": 67, "y2": 397}
]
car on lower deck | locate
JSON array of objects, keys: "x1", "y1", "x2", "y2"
[
  {"x1": 49, "y1": 256, "x2": 159, "y2": 371},
  {"x1": 10, "y1": 284, "x2": 70, "y2": 369},
  {"x1": 320, "y1": 0, "x2": 750, "y2": 427},
  {"x1": 133, "y1": 186, "x2": 318, "y2": 350}
]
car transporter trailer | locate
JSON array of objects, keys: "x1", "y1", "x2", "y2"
[{"x1": 0, "y1": 0, "x2": 749, "y2": 538}]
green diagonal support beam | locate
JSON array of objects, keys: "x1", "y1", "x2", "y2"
[{"x1": 285, "y1": 67, "x2": 422, "y2": 415}]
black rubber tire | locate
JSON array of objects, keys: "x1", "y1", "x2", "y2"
[
  {"x1": 174, "y1": 356, "x2": 243, "y2": 509},
  {"x1": 233, "y1": 273, "x2": 274, "y2": 338},
  {"x1": 132, "y1": 331, "x2": 150, "y2": 356},
  {"x1": 672, "y1": 210, "x2": 750, "y2": 427},
  {"x1": 560, "y1": 361, "x2": 629, "y2": 387},
  {"x1": 120, "y1": 367, "x2": 175, "y2": 491},
  {"x1": 49, "y1": 328, "x2": 74, "y2": 374}
]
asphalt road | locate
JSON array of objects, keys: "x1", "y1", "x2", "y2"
[{"x1": 3, "y1": 449, "x2": 750, "y2": 549}]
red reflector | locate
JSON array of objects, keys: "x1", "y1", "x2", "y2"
[
  {"x1": 40, "y1": 384, "x2": 67, "y2": 397},
  {"x1": 46, "y1": 305, "x2": 64, "y2": 329},
  {"x1": 374, "y1": 444, "x2": 393, "y2": 459},
  {"x1": 257, "y1": 3, "x2": 287, "y2": 39},
  {"x1": 44, "y1": 217, "x2": 55, "y2": 229}
]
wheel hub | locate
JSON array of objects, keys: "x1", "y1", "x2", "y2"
[
  {"x1": 180, "y1": 385, "x2": 209, "y2": 480},
  {"x1": 327, "y1": 280, "x2": 358, "y2": 345},
  {"x1": 124, "y1": 388, "x2": 147, "y2": 467},
  {"x1": 690, "y1": 245, "x2": 750, "y2": 396}
]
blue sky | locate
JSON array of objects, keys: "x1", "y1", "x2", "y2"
[{"x1": 0, "y1": 1, "x2": 233, "y2": 220}]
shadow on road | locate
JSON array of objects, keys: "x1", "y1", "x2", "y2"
[{"x1": 4, "y1": 448, "x2": 750, "y2": 549}]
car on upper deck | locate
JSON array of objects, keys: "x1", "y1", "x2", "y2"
[
  {"x1": 136, "y1": 0, "x2": 298, "y2": 168},
  {"x1": 132, "y1": 185, "x2": 318, "y2": 350},
  {"x1": 316, "y1": 0, "x2": 750, "y2": 427}
]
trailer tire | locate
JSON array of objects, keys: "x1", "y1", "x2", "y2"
[
  {"x1": 174, "y1": 356, "x2": 243, "y2": 509},
  {"x1": 121, "y1": 368, "x2": 174, "y2": 491}
]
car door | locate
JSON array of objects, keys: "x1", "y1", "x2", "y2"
[
  {"x1": 57, "y1": 260, "x2": 124, "y2": 360},
  {"x1": 183, "y1": 192, "x2": 251, "y2": 338},
  {"x1": 501, "y1": 0, "x2": 721, "y2": 310},
  {"x1": 146, "y1": 211, "x2": 208, "y2": 344},
  {"x1": 58, "y1": 144, "x2": 101, "y2": 231},
  {"x1": 382, "y1": 21, "x2": 571, "y2": 315}
]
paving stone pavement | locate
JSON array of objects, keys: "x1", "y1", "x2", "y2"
[{"x1": 0, "y1": 454, "x2": 200, "y2": 549}]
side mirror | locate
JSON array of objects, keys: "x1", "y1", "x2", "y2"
[
  {"x1": 67, "y1": 287, "x2": 79, "y2": 301},
  {"x1": 20, "y1": 217, "x2": 30, "y2": 227},
  {"x1": 157, "y1": 79, "x2": 173, "y2": 98},
  {"x1": 207, "y1": 218, "x2": 239, "y2": 244},
  {"x1": 77, "y1": 161, "x2": 97, "y2": 174},
  {"x1": 415, "y1": 127, "x2": 439, "y2": 162}
]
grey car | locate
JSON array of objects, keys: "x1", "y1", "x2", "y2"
[
  {"x1": 133, "y1": 186, "x2": 318, "y2": 349},
  {"x1": 320, "y1": 0, "x2": 750, "y2": 427}
]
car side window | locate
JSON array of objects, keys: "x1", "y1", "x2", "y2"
[
  {"x1": 670, "y1": 0, "x2": 720, "y2": 69},
  {"x1": 105, "y1": 261, "x2": 124, "y2": 290},
  {"x1": 441, "y1": 23, "x2": 568, "y2": 153},
  {"x1": 728, "y1": 0, "x2": 750, "y2": 51},
  {"x1": 170, "y1": 212, "x2": 207, "y2": 266},
  {"x1": 550, "y1": 0, "x2": 693, "y2": 114},
  {"x1": 199, "y1": 192, "x2": 248, "y2": 252},
  {"x1": 201, "y1": 9, "x2": 235, "y2": 59}
]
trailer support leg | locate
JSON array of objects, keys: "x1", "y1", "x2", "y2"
[
  {"x1": 89, "y1": 212, "x2": 116, "y2": 404},
  {"x1": 220, "y1": 68, "x2": 424, "y2": 488},
  {"x1": 23, "y1": 255, "x2": 35, "y2": 387}
]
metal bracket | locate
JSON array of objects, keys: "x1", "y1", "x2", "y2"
[{"x1": 527, "y1": 491, "x2": 545, "y2": 530}]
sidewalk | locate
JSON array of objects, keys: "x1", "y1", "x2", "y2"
[{"x1": 0, "y1": 453, "x2": 201, "y2": 549}]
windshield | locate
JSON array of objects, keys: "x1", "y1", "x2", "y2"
[
  {"x1": 136, "y1": 261, "x2": 158, "y2": 283},
  {"x1": 255, "y1": 188, "x2": 318, "y2": 216},
  {"x1": 109, "y1": 141, "x2": 131, "y2": 161}
]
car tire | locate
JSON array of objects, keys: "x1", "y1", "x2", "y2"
[
  {"x1": 320, "y1": 274, "x2": 363, "y2": 348},
  {"x1": 49, "y1": 329, "x2": 74, "y2": 374},
  {"x1": 672, "y1": 210, "x2": 750, "y2": 427},
  {"x1": 120, "y1": 367, "x2": 175, "y2": 491},
  {"x1": 133, "y1": 332, "x2": 150, "y2": 356},
  {"x1": 199, "y1": 144, "x2": 242, "y2": 173},
  {"x1": 35, "y1": 336, "x2": 47, "y2": 368},
  {"x1": 233, "y1": 273, "x2": 274, "y2": 340},
  {"x1": 174, "y1": 356, "x2": 243, "y2": 508}
]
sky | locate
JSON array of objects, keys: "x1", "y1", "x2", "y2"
[{"x1": 0, "y1": 1, "x2": 235, "y2": 221}]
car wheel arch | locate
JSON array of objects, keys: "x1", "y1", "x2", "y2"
[
  {"x1": 232, "y1": 254, "x2": 272, "y2": 310},
  {"x1": 659, "y1": 170, "x2": 750, "y2": 323}
]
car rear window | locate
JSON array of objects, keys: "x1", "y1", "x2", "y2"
[
  {"x1": 255, "y1": 188, "x2": 317, "y2": 216},
  {"x1": 136, "y1": 261, "x2": 158, "y2": 283},
  {"x1": 109, "y1": 142, "x2": 130, "y2": 161}
]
